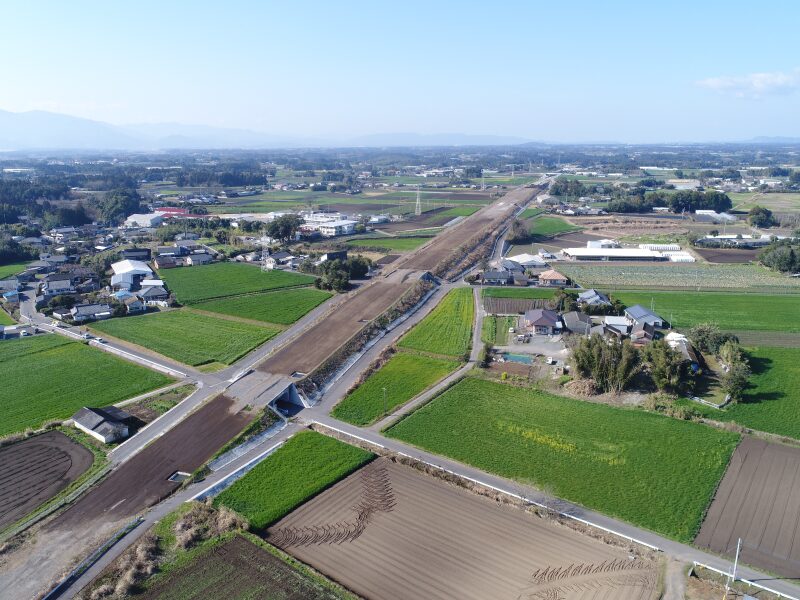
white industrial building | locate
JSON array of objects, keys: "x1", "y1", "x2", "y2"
[
  {"x1": 124, "y1": 213, "x2": 164, "y2": 228},
  {"x1": 318, "y1": 220, "x2": 358, "y2": 237},
  {"x1": 562, "y1": 247, "x2": 667, "y2": 261},
  {"x1": 586, "y1": 239, "x2": 620, "y2": 249},
  {"x1": 506, "y1": 253, "x2": 547, "y2": 267}
]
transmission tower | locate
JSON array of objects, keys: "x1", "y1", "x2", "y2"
[
  {"x1": 415, "y1": 185, "x2": 422, "y2": 216},
  {"x1": 261, "y1": 240, "x2": 270, "y2": 272}
]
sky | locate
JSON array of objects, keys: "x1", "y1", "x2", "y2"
[{"x1": 1, "y1": 0, "x2": 799, "y2": 143}]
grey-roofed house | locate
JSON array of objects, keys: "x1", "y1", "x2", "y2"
[
  {"x1": 70, "y1": 303, "x2": 113, "y2": 323},
  {"x1": 630, "y1": 321, "x2": 656, "y2": 344},
  {"x1": 624, "y1": 304, "x2": 665, "y2": 328},
  {"x1": 562, "y1": 311, "x2": 592, "y2": 336},
  {"x1": 577, "y1": 289, "x2": 611, "y2": 307},
  {"x1": 121, "y1": 248, "x2": 152, "y2": 261},
  {"x1": 523, "y1": 308, "x2": 561, "y2": 335},
  {"x1": 123, "y1": 296, "x2": 146, "y2": 314},
  {"x1": 72, "y1": 406, "x2": 133, "y2": 443},
  {"x1": 139, "y1": 286, "x2": 169, "y2": 306},
  {"x1": 499, "y1": 259, "x2": 525, "y2": 273},
  {"x1": 0, "y1": 278, "x2": 21, "y2": 293},
  {"x1": 41, "y1": 277, "x2": 75, "y2": 297},
  {"x1": 186, "y1": 253, "x2": 213, "y2": 266},
  {"x1": 482, "y1": 270, "x2": 513, "y2": 285}
]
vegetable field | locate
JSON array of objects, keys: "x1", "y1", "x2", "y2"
[
  {"x1": 214, "y1": 431, "x2": 373, "y2": 529},
  {"x1": 159, "y1": 262, "x2": 316, "y2": 304},
  {"x1": 194, "y1": 288, "x2": 332, "y2": 325},
  {"x1": 91, "y1": 309, "x2": 280, "y2": 367},
  {"x1": 0, "y1": 262, "x2": 28, "y2": 280},
  {"x1": 332, "y1": 352, "x2": 460, "y2": 426},
  {"x1": 613, "y1": 290, "x2": 800, "y2": 332},
  {"x1": 387, "y1": 377, "x2": 739, "y2": 542},
  {"x1": 398, "y1": 288, "x2": 474, "y2": 357},
  {"x1": 559, "y1": 263, "x2": 800, "y2": 291},
  {"x1": 481, "y1": 316, "x2": 517, "y2": 345},
  {"x1": 0, "y1": 335, "x2": 172, "y2": 436},
  {"x1": 482, "y1": 287, "x2": 557, "y2": 299},
  {"x1": 529, "y1": 216, "x2": 581, "y2": 237}
]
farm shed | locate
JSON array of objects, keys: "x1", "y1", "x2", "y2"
[{"x1": 72, "y1": 406, "x2": 134, "y2": 443}]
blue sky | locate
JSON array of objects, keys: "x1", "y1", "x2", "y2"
[{"x1": 1, "y1": 1, "x2": 798, "y2": 142}]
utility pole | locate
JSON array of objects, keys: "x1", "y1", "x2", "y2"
[{"x1": 725, "y1": 538, "x2": 742, "y2": 598}]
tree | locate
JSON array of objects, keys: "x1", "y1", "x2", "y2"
[
  {"x1": 571, "y1": 335, "x2": 641, "y2": 394},
  {"x1": 213, "y1": 229, "x2": 229, "y2": 244},
  {"x1": 506, "y1": 219, "x2": 529, "y2": 243},
  {"x1": 717, "y1": 340, "x2": 750, "y2": 403},
  {"x1": 748, "y1": 205, "x2": 775, "y2": 228},
  {"x1": 642, "y1": 340, "x2": 684, "y2": 393},
  {"x1": 688, "y1": 323, "x2": 738, "y2": 355},
  {"x1": 266, "y1": 214, "x2": 303, "y2": 244},
  {"x1": 96, "y1": 189, "x2": 141, "y2": 224}
]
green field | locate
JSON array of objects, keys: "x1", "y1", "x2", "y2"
[
  {"x1": 91, "y1": 310, "x2": 280, "y2": 367},
  {"x1": 436, "y1": 206, "x2": 480, "y2": 218},
  {"x1": 0, "y1": 335, "x2": 172, "y2": 436},
  {"x1": 194, "y1": 288, "x2": 332, "y2": 326},
  {"x1": 345, "y1": 236, "x2": 433, "y2": 252},
  {"x1": 0, "y1": 309, "x2": 15, "y2": 325},
  {"x1": 612, "y1": 291, "x2": 800, "y2": 332},
  {"x1": 729, "y1": 191, "x2": 800, "y2": 213},
  {"x1": 529, "y1": 216, "x2": 581, "y2": 238},
  {"x1": 519, "y1": 208, "x2": 544, "y2": 219},
  {"x1": 387, "y1": 377, "x2": 739, "y2": 542},
  {"x1": 691, "y1": 346, "x2": 800, "y2": 440},
  {"x1": 215, "y1": 431, "x2": 373, "y2": 529},
  {"x1": 482, "y1": 287, "x2": 557, "y2": 299},
  {"x1": 0, "y1": 262, "x2": 28, "y2": 280},
  {"x1": 331, "y1": 352, "x2": 460, "y2": 426},
  {"x1": 159, "y1": 263, "x2": 316, "y2": 304},
  {"x1": 399, "y1": 288, "x2": 474, "y2": 357},
  {"x1": 481, "y1": 316, "x2": 517, "y2": 345},
  {"x1": 559, "y1": 263, "x2": 800, "y2": 291}
]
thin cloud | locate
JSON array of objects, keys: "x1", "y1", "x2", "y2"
[{"x1": 697, "y1": 68, "x2": 800, "y2": 98}]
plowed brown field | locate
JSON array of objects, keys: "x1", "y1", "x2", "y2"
[
  {"x1": 257, "y1": 269, "x2": 420, "y2": 375},
  {"x1": 0, "y1": 431, "x2": 93, "y2": 530},
  {"x1": 696, "y1": 437, "x2": 800, "y2": 577},
  {"x1": 267, "y1": 459, "x2": 658, "y2": 600}
]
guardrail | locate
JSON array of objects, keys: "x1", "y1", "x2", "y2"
[{"x1": 692, "y1": 561, "x2": 799, "y2": 600}]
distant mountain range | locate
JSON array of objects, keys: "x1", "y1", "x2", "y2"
[{"x1": 0, "y1": 110, "x2": 534, "y2": 151}]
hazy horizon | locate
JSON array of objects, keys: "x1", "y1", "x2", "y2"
[{"x1": 2, "y1": 1, "x2": 799, "y2": 144}]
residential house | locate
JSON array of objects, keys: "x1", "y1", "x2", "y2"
[
  {"x1": 157, "y1": 245, "x2": 188, "y2": 257},
  {"x1": 506, "y1": 253, "x2": 547, "y2": 268},
  {"x1": 523, "y1": 309, "x2": 561, "y2": 335},
  {"x1": 537, "y1": 269, "x2": 569, "y2": 287},
  {"x1": 562, "y1": 311, "x2": 592, "y2": 336},
  {"x1": 590, "y1": 323, "x2": 625, "y2": 340},
  {"x1": 665, "y1": 332, "x2": 701, "y2": 371},
  {"x1": 577, "y1": 289, "x2": 611, "y2": 307},
  {"x1": 630, "y1": 321, "x2": 656, "y2": 344},
  {"x1": 72, "y1": 406, "x2": 133, "y2": 443},
  {"x1": 69, "y1": 303, "x2": 113, "y2": 323},
  {"x1": 624, "y1": 304, "x2": 665, "y2": 328},
  {"x1": 123, "y1": 296, "x2": 146, "y2": 314},
  {"x1": 498, "y1": 259, "x2": 525, "y2": 273},
  {"x1": 139, "y1": 286, "x2": 169, "y2": 306},
  {"x1": 41, "y1": 276, "x2": 75, "y2": 298},
  {"x1": 603, "y1": 316, "x2": 630, "y2": 335},
  {"x1": 2, "y1": 290, "x2": 20, "y2": 304},
  {"x1": 120, "y1": 248, "x2": 152, "y2": 261},
  {"x1": 482, "y1": 270, "x2": 514, "y2": 285},
  {"x1": 186, "y1": 253, "x2": 213, "y2": 266},
  {"x1": 318, "y1": 250, "x2": 348, "y2": 263},
  {"x1": 0, "y1": 278, "x2": 21, "y2": 293},
  {"x1": 154, "y1": 255, "x2": 178, "y2": 269}
]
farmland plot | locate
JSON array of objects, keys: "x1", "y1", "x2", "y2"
[
  {"x1": 0, "y1": 335, "x2": 172, "y2": 436},
  {"x1": 482, "y1": 287, "x2": 557, "y2": 299},
  {"x1": 92, "y1": 310, "x2": 280, "y2": 367},
  {"x1": 398, "y1": 287, "x2": 474, "y2": 357},
  {"x1": 0, "y1": 431, "x2": 93, "y2": 530},
  {"x1": 159, "y1": 262, "x2": 316, "y2": 304},
  {"x1": 696, "y1": 437, "x2": 800, "y2": 578},
  {"x1": 387, "y1": 377, "x2": 738, "y2": 542},
  {"x1": 268, "y1": 458, "x2": 659, "y2": 600},
  {"x1": 194, "y1": 288, "x2": 332, "y2": 325},
  {"x1": 612, "y1": 290, "x2": 800, "y2": 332},
  {"x1": 215, "y1": 431, "x2": 373, "y2": 529},
  {"x1": 345, "y1": 236, "x2": 433, "y2": 252},
  {"x1": 331, "y1": 352, "x2": 460, "y2": 426},
  {"x1": 559, "y1": 263, "x2": 800, "y2": 291}
]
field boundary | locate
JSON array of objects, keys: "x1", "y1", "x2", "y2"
[
  {"x1": 692, "y1": 561, "x2": 798, "y2": 600},
  {"x1": 311, "y1": 421, "x2": 661, "y2": 553}
]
